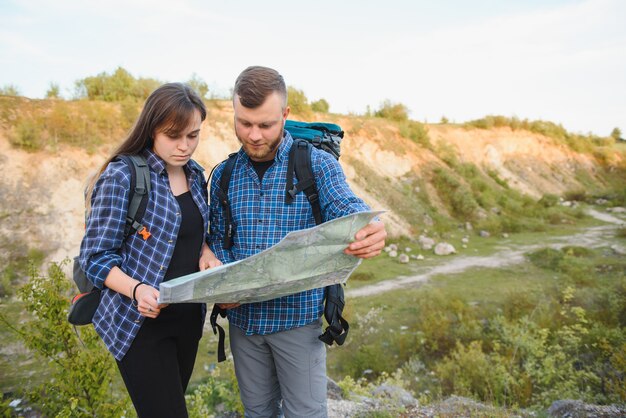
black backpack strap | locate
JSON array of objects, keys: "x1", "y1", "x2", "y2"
[
  {"x1": 319, "y1": 283, "x2": 349, "y2": 346},
  {"x1": 210, "y1": 304, "x2": 227, "y2": 362},
  {"x1": 116, "y1": 155, "x2": 151, "y2": 240},
  {"x1": 285, "y1": 139, "x2": 322, "y2": 225},
  {"x1": 215, "y1": 153, "x2": 238, "y2": 249},
  {"x1": 284, "y1": 139, "x2": 349, "y2": 346}
]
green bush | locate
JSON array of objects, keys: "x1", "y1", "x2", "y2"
[
  {"x1": 564, "y1": 189, "x2": 589, "y2": 202},
  {"x1": 287, "y1": 86, "x2": 311, "y2": 115},
  {"x1": 311, "y1": 98, "x2": 330, "y2": 113},
  {"x1": 9, "y1": 117, "x2": 43, "y2": 150},
  {"x1": 187, "y1": 363, "x2": 243, "y2": 417},
  {"x1": 538, "y1": 193, "x2": 559, "y2": 207},
  {"x1": 398, "y1": 120, "x2": 431, "y2": 149},
  {"x1": 432, "y1": 168, "x2": 479, "y2": 220},
  {"x1": 374, "y1": 100, "x2": 409, "y2": 122},
  {"x1": 74, "y1": 67, "x2": 161, "y2": 102},
  {"x1": 0, "y1": 261, "x2": 131, "y2": 417}
]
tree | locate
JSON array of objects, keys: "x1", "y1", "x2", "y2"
[
  {"x1": 74, "y1": 67, "x2": 160, "y2": 101},
  {"x1": 45, "y1": 82, "x2": 61, "y2": 99},
  {"x1": 374, "y1": 100, "x2": 409, "y2": 121},
  {"x1": 186, "y1": 73, "x2": 209, "y2": 99},
  {"x1": 311, "y1": 98, "x2": 330, "y2": 113},
  {"x1": 287, "y1": 86, "x2": 311, "y2": 114},
  {"x1": 0, "y1": 84, "x2": 20, "y2": 96},
  {"x1": 610, "y1": 127, "x2": 622, "y2": 141}
]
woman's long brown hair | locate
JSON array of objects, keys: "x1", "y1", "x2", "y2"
[{"x1": 85, "y1": 82, "x2": 207, "y2": 208}]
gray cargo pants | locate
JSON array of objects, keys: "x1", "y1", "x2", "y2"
[{"x1": 229, "y1": 319, "x2": 328, "y2": 418}]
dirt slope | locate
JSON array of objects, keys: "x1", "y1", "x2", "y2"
[{"x1": 0, "y1": 100, "x2": 622, "y2": 266}]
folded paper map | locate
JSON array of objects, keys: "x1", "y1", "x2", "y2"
[{"x1": 158, "y1": 211, "x2": 383, "y2": 304}]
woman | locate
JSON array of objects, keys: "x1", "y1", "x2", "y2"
[{"x1": 79, "y1": 82, "x2": 221, "y2": 417}]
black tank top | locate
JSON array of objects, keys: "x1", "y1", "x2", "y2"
[{"x1": 163, "y1": 191, "x2": 203, "y2": 282}]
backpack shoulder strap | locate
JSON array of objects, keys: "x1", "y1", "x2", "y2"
[
  {"x1": 116, "y1": 154, "x2": 151, "y2": 240},
  {"x1": 285, "y1": 139, "x2": 322, "y2": 225},
  {"x1": 215, "y1": 153, "x2": 238, "y2": 249},
  {"x1": 285, "y1": 139, "x2": 348, "y2": 346}
]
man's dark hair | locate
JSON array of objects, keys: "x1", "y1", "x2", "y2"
[{"x1": 234, "y1": 66, "x2": 287, "y2": 109}]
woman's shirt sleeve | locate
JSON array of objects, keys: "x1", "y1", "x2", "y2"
[{"x1": 79, "y1": 161, "x2": 131, "y2": 289}]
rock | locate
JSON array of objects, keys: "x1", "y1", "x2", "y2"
[
  {"x1": 416, "y1": 254, "x2": 425, "y2": 260},
  {"x1": 398, "y1": 254, "x2": 409, "y2": 263},
  {"x1": 389, "y1": 250, "x2": 398, "y2": 258},
  {"x1": 389, "y1": 243, "x2": 398, "y2": 251},
  {"x1": 502, "y1": 233, "x2": 509, "y2": 238},
  {"x1": 434, "y1": 242, "x2": 456, "y2": 256},
  {"x1": 548, "y1": 399, "x2": 626, "y2": 418},
  {"x1": 383, "y1": 246, "x2": 391, "y2": 253},
  {"x1": 479, "y1": 230, "x2": 491, "y2": 238},
  {"x1": 418, "y1": 235, "x2": 435, "y2": 250},
  {"x1": 462, "y1": 244, "x2": 467, "y2": 249},
  {"x1": 465, "y1": 222, "x2": 473, "y2": 231},
  {"x1": 476, "y1": 208, "x2": 488, "y2": 220},
  {"x1": 611, "y1": 245, "x2": 626, "y2": 256},
  {"x1": 609, "y1": 206, "x2": 626, "y2": 213},
  {"x1": 595, "y1": 198, "x2": 608, "y2": 205},
  {"x1": 461, "y1": 237, "x2": 469, "y2": 244},
  {"x1": 423, "y1": 214, "x2": 434, "y2": 226},
  {"x1": 327, "y1": 377, "x2": 343, "y2": 400},
  {"x1": 405, "y1": 247, "x2": 412, "y2": 252},
  {"x1": 562, "y1": 201, "x2": 573, "y2": 207},
  {"x1": 410, "y1": 254, "x2": 418, "y2": 259},
  {"x1": 490, "y1": 207, "x2": 501, "y2": 215},
  {"x1": 371, "y1": 384, "x2": 418, "y2": 408}
]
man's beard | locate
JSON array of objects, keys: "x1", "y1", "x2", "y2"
[{"x1": 236, "y1": 126, "x2": 284, "y2": 162}]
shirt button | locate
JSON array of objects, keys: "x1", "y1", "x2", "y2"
[
  {"x1": 168, "y1": 240, "x2": 173, "y2": 243},
  {"x1": 176, "y1": 212, "x2": 181, "y2": 216},
  {"x1": 160, "y1": 265, "x2": 164, "y2": 270}
]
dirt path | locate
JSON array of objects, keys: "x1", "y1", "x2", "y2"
[{"x1": 347, "y1": 209, "x2": 624, "y2": 298}]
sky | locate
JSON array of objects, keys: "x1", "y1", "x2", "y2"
[{"x1": 1, "y1": 0, "x2": 625, "y2": 136}]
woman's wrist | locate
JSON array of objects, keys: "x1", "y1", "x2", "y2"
[{"x1": 132, "y1": 282, "x2": 145, "y2": 306}]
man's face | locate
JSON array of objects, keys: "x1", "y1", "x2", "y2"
[{"x1": 233, "y1": 91, "x2": 290, "y2": 162}]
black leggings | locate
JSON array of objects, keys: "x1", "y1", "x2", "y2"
[{"x1": 116, "y1": 303, "x2": 203, "y2": 418}]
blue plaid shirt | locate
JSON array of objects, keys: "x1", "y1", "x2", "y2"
[
  {"x1": 79, "y1": 149, "x2": 209, "y2": 361},
  {"x1": 208, "y1": 132, "x2": 369, "y2": 336}
]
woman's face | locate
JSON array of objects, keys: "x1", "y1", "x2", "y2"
[{"x1": 152, "y1": 110, "x2": 202, "y2": 170}]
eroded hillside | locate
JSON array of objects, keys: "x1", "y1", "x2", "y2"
[{"x1": 0, "y1": 97, "x2": 624, "y2": 265}]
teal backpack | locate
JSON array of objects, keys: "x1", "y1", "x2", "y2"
[{"x1": 210, "y1": 120, "x2": 349, "y2": 362}]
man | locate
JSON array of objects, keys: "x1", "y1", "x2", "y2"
[{"x1": 208, "y1": 66, "x2": 386, "y2": 417}]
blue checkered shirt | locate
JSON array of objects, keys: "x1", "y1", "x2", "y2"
[
  {"x1": 208, "y1": 132, "x2": 369, "y2": 335},
  {"x1": 79, "y1": 149, "x2": 209, "y2": 361}
]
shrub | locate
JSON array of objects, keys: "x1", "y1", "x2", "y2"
[
  {"x1": 10, "y1": 117, "x2": 43, "y2": 150},
  {"x1": 74, "y1": 67, "x2": 161, "y2": 101},
  {"x1": 187, "y1": 363, "x2": 243, "y2": 417},
  {"x1": 539, "y1": 193, "x2": 559, "y2": 208},
  {"x1": 564, "y1": 189, "x2": 589, "y2": 202},
  {"x1": 287, "y1": 86, "x2": 311, "y2": 114},
  {"x1": 374, "y1": 100, "x2": 409, "y2": 122},
  {"x1": 432, "y1": 168, "x2": 479, "y2": 220},
  {"x1": 45, "y1": 82, "x2": 61, "y2": 99},
  {"x1": 0, "y1": 84, "x2": 20, "y2": 96},
  {"x1": 398, "y1": 120, "x2": 431, "y2": 148},
  {"x1": 186, "y1": 73, "x2": 209, "y2": 99},
  {"x1": 526, "y1": 248, "x2": 565, "y2": 271},
  {"x1": 0, "y1": 261, "x2": 130, "y2": 416},
  {"x1": 311, "y1": 98, "x2": 330, "y2": 113},
  {"x1": 436, "y1": 341, "x2": 511, "y2": 404}
]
